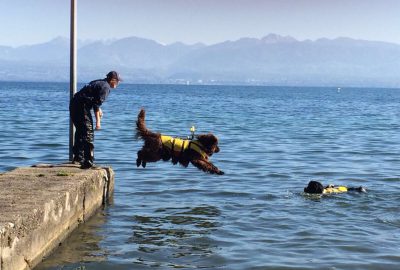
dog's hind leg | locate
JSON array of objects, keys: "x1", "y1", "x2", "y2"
[
  {"x1": 136, "y1": 153, "x2": 147, "y2": 168},
  {"x1": 136, "y1": 150, "x2": 143, "y2": 167},
  {"x1": 137, "y1": 149, "x2": 161, "y2": 168}
]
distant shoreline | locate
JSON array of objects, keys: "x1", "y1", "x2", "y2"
[
  {"x1": 1, "y1": 80, "x2": 400, "y2": 90},
  {"x1": 1, "y1": 34, "x2": 400, "y2": 89}
]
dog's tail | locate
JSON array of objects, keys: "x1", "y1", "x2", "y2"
[{"x1": 136, "y1": 108, "x2": 151, "y2": 138}]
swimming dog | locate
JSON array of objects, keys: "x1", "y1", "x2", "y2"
[{"x1": 304, "y1": 180, "x2": 366, "y2": 194}]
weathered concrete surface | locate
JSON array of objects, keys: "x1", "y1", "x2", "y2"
[{"x1": 0, "y1": 163, "x2": 114, "y2": 270}]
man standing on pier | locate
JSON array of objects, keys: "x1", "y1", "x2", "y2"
[{"x1": 70, "y1": 71, "x2": 122, "y2": 169}]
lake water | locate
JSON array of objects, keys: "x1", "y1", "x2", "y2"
[{"x1": 1, "y1": 82, "x2": 400, "y2": 270}]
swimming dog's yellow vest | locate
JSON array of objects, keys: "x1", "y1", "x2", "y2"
[
  {"x1": 161, "y1": 135, "x2": 207, "y2": 159},
  {"x1": 323, "y1": 186, "x2": 348, "y2": 194}
]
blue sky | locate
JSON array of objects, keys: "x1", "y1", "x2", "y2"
[{"x1": 2, "y1": 0, "x2": 400, "y2": 47}]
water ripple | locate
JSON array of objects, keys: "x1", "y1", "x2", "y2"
[{"x1": 2, "y1": 83, "x2": 400, "y2": 270}]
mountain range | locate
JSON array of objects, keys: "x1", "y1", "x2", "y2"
[{"x1": 1, "y1": 34, "x2": 400, "y2": 87}]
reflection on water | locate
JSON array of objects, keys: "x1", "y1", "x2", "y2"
[
  {"x1": 36, "y1": 205, "x2": 223, "y2": 270},
  {"x1": 129, "y1": 205, "x2": 221, "y2": 268},
  {"x1": 36, "y1": 210, "x2": 109, "y2": 270}
]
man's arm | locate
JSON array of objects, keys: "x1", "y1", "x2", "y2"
[
  {"x1": 93, "y1": 82, "x2": 108, "y2": 130},
  {"x1": 95, "y1": 108, "x2": 102, "y2": 130},
  {"x1": 93, "y1": 83, "x2": 109, "y2": 112}
]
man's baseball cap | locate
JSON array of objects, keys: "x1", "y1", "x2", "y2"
[{"x1": 106, "y1": 71, "x2": 122, "y2": 81}]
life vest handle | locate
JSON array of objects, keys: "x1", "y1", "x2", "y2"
[{"x1": 190, "y1": 126, "x2": 196, "y2": 140}]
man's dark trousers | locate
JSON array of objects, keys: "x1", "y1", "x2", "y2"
[{"x1": 70, "y1": 100, "x2": 94, "y2": 163}]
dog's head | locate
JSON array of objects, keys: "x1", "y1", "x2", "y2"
[
  {"x1": 196, "y1": 133, "x2": 220, "y2": 156},
  {"x1": 304, "y1": 181, "x2": 324, "y2": 194}
]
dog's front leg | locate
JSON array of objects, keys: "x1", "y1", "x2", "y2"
[{"x1": 191, "y1": 159, "x2": 224, "y2": 175}]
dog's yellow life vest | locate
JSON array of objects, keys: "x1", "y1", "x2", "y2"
[
  {"x1": 161, "y1": 135, "x2": 207, "y2": 158},
  {"x1": 323, "y1": 186, "x2": 348, "y2": 194}
]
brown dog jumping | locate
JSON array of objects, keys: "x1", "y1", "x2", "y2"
[{"x1": 136, "y1": 109, "x2": 224, "y2": 175}]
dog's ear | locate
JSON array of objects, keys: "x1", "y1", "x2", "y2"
[
  {"x1": 196, "y1": 134, "x2": 217, "y2": 156},
  {"x1": 197, "y1": 134, "x2": 219, "y2": 153},
  {"x1": 197, "y1": 134, "x2": 217, "y2": 144}
]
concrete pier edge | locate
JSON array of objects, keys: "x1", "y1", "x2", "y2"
[{"x1": 0, "y1": 163, "x2": 115, "y2": 270}]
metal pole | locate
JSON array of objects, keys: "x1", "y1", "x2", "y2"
[{"x1": 69, "y1": 0, "x2": 77, "y2": 161}]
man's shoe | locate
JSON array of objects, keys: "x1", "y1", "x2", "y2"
[
  {"x1": 80, "y1": 160, "x2": 95, "y2": 169},
  {"x1": 72, "y1": 157, "x2": 84, "y2": 165},
  {"x1": 72, "y1": 160, "x2": 83, "y2": 165}
]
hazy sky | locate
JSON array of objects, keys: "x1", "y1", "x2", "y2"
[{"x1": 2, "y1": 0, "x2": 400, "y2": 47}]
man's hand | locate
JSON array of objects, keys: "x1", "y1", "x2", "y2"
[{"x1": 95, "y1": 124, "x2": 101, "y2": 130}]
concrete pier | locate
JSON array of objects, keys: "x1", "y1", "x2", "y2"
[{"x1": 0, "y1": 164, "x2": 114, "y2": 270}]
